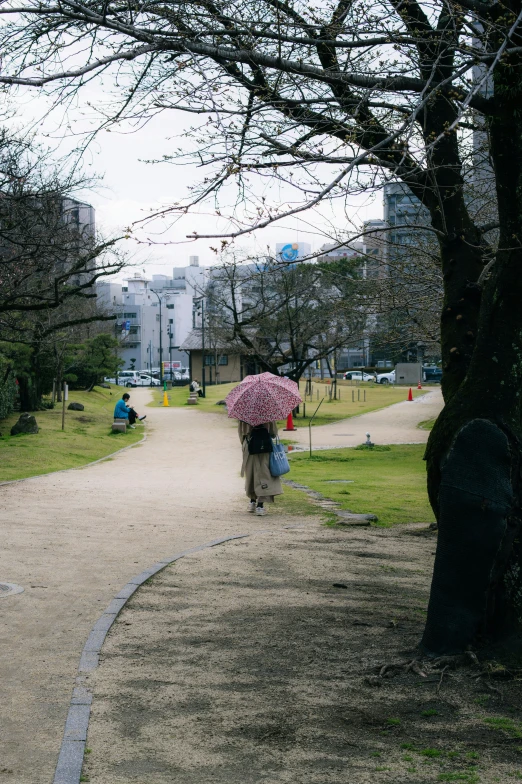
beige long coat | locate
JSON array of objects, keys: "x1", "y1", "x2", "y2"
[{"x1": 238, "y1": 421, "x2": 283, "y2": 503}]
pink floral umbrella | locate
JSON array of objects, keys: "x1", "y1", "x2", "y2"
[{"x1": 225, "y1": 372, "x2": 302, "y2": 427}]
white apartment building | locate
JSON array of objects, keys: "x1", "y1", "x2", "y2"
[{"x1": 97, "y1": 256, "x2": 208, "y2": 372}]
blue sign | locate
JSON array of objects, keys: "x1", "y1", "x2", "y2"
[{"x1": 279, "y1": 243, "x2": 300, "y2": 262}]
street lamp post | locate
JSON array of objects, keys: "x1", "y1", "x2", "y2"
[
  {"x1": 150, "y1": 289, "x2": 164, "y2": 384},
  {"x1": 168, "y1": 329, "x2": 173, "y2": 381},
  {"x1": 193, "y1": 298, "x2": 206, "y2": 398},
  {"x1": 201, "y1": 297, "x2": 206, "y2": 398}
]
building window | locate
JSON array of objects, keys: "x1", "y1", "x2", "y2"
[
  {"x1": 129, "y1": 326, "x2": 138, "y2": 335},
  {"x1": 204, "y1": 354, "x2": 228, "y2": 366},
  {"x1": 166, "y1": 304, "x2": 174, "y2": 309},
  {"x1": 123, "y1": 312, "x2": 137, "y2": 318}
]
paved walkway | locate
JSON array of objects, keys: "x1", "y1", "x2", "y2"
[
  {"x1": 291, "y1": 388, "x2": 443, "y2": 449},
  {"x1": 0, "y1": 388, "x2": 444, "y2": 783},
  {"x1": 0, "y1": 391, "x2": 265, "y2": 784}
]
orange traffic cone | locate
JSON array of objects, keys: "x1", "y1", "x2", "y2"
[
  {"x1": 417, "y1": 381, "x2": 422, "y2": 390},
  {"x1": 407, "y1": 388, "x2": 413, "y2": 401},
  {"x1": 284, "y1": 411, "x2": 297, "y2": 431}
]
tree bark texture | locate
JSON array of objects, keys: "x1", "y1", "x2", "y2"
[{"x1": 422, "y1": 45, "x2": 522, "y2": 655}]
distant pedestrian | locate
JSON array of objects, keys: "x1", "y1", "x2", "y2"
[
  {"x1": 114, "y1": 393, "x2": 146, "y2": 429},
  {"x1": 190, "y1": 379, "x2": 204, "y2": 397},
  {"x1": 238, "y1": 420, "x2": 283, "y2": 515}
]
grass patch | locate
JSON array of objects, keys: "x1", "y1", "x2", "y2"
[
  {"x1": 0, "y1": 386, "x2": 143, "y2": 482},
  {"x1": 484, "y1": 717, "x2": 522, "y2": 739},
  {"x1": 418, "y1": 417, "x2": 437, "y2": 431},
  {"x1": 438, "y1": 773, "x2": 479, "y2": 783},
  {"x1": 270, "y1": 484, "x2": 323, "y2": 518},
  {"x1": 288, "y1": 445, "x2": 434, "y2": 526}
]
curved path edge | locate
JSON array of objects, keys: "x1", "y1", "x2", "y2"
[
  {"x1": 53, "y1": 531, "x2": 257, "y2": 784},
  {"x1": 0, "y1": 432, "x2": 147, "y2": 488}
]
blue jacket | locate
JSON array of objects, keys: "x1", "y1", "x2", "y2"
[{"x1": 114, "y1": 399, "x2": 129, "y2": 419}]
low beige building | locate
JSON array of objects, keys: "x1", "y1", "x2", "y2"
[{"x1": 180, "y1": 329, "x2": 248, "y2": 385}]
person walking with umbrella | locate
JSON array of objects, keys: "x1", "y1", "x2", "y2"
[{"x1": 225, "y1": 372, "x2": 302, "y2": 516}]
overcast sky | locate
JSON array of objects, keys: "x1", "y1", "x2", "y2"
[{"x1": 15, "y1": 83, "x2": 384, "y2": 280}]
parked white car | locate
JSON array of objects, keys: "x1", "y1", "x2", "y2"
[
  {"x1": 376, "y1": 369, "x2": 396, "y2": 384},
  {"x1": 104, "y1": 370, "x2": 141, "y2": 386},
  {"x1": 343, "y1": 371, "x2": 375, "y2": 382},
  {"x1": 132, "y1": 373, "x2": 161, "y2": 387}
]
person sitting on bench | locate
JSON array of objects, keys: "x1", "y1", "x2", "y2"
[
  {"x1": 114, "y1": 393, "x2": 146, "y2": 429},
  {"x1": 190, "y1": 379, "x2": 204, "y2": 397}
]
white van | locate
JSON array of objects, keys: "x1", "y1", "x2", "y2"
[{"x1": 116, "y1": 370, "x2": 142, "y2": 387}]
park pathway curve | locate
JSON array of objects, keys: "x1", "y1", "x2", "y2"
[
  {"x1": 0, "y1": 386, "x2": 444, "y2": 783},
  {"x1": 0, "y1": 390, "x2": 258, "y2": 784}
]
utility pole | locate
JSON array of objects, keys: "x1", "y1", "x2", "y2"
[
  {"x1": 201, "y1": 297, "x2": 206, "y2": 398},
  {"x1": 168, "y1": 329, "x2": 173, "y2": 381},
  {"x1": 193, "y1": 297, "x2": 206, "y2": 397},
  {"x1": 150, "y1": 289, "x2": 164, "y2": 384}
]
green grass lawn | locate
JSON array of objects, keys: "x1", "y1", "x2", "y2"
[
  {"x1": 418, "y1": 417, "x2": 437, "y2": 430},
  {"x1": 149, "y1": 379, "x2": 428, "y2": 428},
  {"x1": 0, "y1": 386, "x2": 143, "y2": 482},
  {"x1": 293, "y1": 381, "x2": 428, "y2": 427},
  {"x1": 287, "y1": 445, "x2": 434, "y2": 526}
]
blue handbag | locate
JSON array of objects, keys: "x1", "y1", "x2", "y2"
[{"x1": 269, "y1": 437, "x2": 290, "y2": 477}]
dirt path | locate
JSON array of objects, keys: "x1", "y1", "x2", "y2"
[
  {"x1": 291, "y1": 388, "x2": 443, "y2": 448},
  {"x1": 0, "y1": 388, "x2": 443, "y2": 783},
  {"x1": 0, "y1": 390, "x2": 293, "y2": 784},
  {"x1": 83, "y1": 522, "x2": 522, "y2": 784}
]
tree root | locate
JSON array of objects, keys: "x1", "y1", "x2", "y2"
[
  {"x1": 377, "y1": 659, "x2": 428, "y2": 679},
  {"x1": 484, "y1": 681, "x2": 503, "y2": 701},
  {"x1": 372, "y1": 650, "x2": 481, "y2": 687}
]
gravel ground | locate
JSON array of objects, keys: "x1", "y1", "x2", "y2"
[{"x1": 83, "y1": 521, "x2": 522, "y2": 784}]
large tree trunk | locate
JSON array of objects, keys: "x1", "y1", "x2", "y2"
[
  {"x1": 17, "y1": 376, "x2": 40, "y2": 411},
  {"x1": 421, "y1": 49, "x2": 522, "y2": 655}
]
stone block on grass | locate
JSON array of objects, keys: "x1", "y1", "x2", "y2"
[{"x1": 10, "y1": 413, "x2": 38, "y2": 436}]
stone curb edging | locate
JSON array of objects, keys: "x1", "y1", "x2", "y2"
[
  {"x1": 52, "y1": 533, "x2": 252, "y2": 784},
  {"x1": 0, "y1": 432, "x2": 147, "y2": 488}
]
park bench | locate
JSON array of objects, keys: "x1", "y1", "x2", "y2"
[
  {"x1": 112, "y1": 417, "x2": 127, "y2": 433},
  {"x1": 187, "y1": 390, "x2": 199, "y2": 405}
]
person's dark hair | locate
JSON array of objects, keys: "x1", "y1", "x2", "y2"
[{"x1": 122, "y1": 393, "x2": 130, "y2": 400}]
